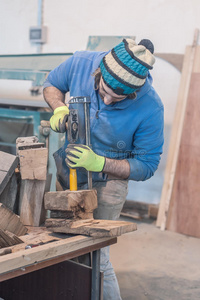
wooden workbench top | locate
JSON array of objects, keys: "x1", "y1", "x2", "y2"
[{"x1": 0, "y1": 227, "x2": 117, "y2": 282}]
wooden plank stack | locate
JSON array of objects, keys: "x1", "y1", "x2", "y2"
[
  {"x1": 156, "y1": 30, "x2": 200, "y2": 238},
  {"x1": 45, "y1": 190, "x2": 137, "y2": 237}
]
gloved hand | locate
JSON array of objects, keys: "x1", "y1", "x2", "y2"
[
  {"x1": 65, "y1": 144, "x2": 105, "y2": 172},
  {"x1": 50, "y1": 106, "x2": 69, "y2": 133}
]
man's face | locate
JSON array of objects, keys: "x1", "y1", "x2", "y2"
[{"x1": 98, "y1": 77, "x2": 126, "y2": 105}]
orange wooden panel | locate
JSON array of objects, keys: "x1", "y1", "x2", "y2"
[{"x1": 167, "y1": 73, "x2": 200, "y2": 237}]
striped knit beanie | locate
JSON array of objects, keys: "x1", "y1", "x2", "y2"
[{"x1": 100, "y1": 38, "x2": 155, "y2": 95}]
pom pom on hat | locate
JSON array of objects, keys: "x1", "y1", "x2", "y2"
[
  {"x1": 100, "y1": 38, "x2": 155, "y2": 95},
  {"x1": 138, "y1": 39, "x2": 154, "y2": 54}
]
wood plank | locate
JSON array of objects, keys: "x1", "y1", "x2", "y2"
[
  {"x1": 45, "y1": 218, "x2": 137, "y2": 237},
  {"x1": 18, "y1": 148, "x2": 48, "y2": 180},
  {"x1": 0, "y1": 237, "x2": 116, "y2": 282},
  {"x1": 0, "y1": 203, "x2": 27, "y2": 236},
  {"x1": 156, "y1": 45, "x2": 196, "y2": 229},
  {"x1": 0, "y1": 234, "x2": 117, "y2": 275},
  {"x1": 166, "y1": 73, "x2": 200, "y2": 237},
  {"x1": 0, "y1": 151, "x2": 18, "y2": 195},
  {"x1": 0, "y1": 172, "x2": 18, "y2": 212},
  {"x1": 50, "y1": 210, "x2": 93, "y2": 220},
  {"x1": 19, "y1": 179, "x2": 46, "y2": 226}
]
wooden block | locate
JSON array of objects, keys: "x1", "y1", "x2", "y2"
[
  {"x1": 44, "y1": 190, "x2": 98, "y2": 212},
  {"x1": 18, "y1": 148, "x2": 48, "y2": 180},
  {"x1": 0, "y1": 204, "x2": 27, "y2": 236},
  {"x1": 0, "y1": 151, "x2": 19, "y2": 195},
  {"x1": 19, "y1": 179, "x2": 46, "y2": 226},
  {"x1": 45, "y1": 218, "x2": 137, "y2": 237}
]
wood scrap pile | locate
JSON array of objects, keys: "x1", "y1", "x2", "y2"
[
  {"x1": 0, "y1": 134, "x2": 137, "y2": 245},
  {"x1": 156, "y1": 29, "x2": 200, "y2": 238}
]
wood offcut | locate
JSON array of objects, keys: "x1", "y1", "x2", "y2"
[
  {"x1": 44, "y1": 189, "x2": 97, "y2": 220},
  {"x1": 45, "y1": 218, "x2": 137, "y2": 237},
  {"x1": 0, "y1": 204, "x2": 27, "y2": 236}
]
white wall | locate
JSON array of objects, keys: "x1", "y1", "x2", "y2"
[{"x1": 0, "y1": 0, "x2": 200, "y2": 55}]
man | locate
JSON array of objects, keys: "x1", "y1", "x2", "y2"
[{"x1": 43, "y1": 38, "x2": 164, "y2": 300}]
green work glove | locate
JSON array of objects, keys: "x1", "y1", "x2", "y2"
[
  {"x1": 50, "y1": 106, "x2": 69, "y2": 133},
  {"x1": 65, "y1": 144, "x2": 105, "y2": 172}
]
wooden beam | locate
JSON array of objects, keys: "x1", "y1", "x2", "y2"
[
  {"x1": 19, "y1": 179, "x2": 46, "y2": 226},
  {"x1": 0, "y1": 234, "x2": 117, "y2": 276},
  {"x1": 18, "y1": 136, "x2": 48, "y2": 226}
]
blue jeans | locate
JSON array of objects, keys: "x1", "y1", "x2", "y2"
[{"x1": 81, "y1": 180, "x2": 128, "y2": 300}]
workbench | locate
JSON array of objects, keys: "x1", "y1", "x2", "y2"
[{"x1": 0, "y1": 227, "x2": 117, "y2": 300}]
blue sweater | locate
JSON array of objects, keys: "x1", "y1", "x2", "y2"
[{"x1": 44, "y1": 51, "x2": 164, "y2": 189}]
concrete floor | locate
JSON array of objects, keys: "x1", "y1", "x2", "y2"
[{"x1": 110, "y1": 218, "x2": 200, "y2": 300}]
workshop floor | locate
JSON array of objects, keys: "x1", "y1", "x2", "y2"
[{"x1": 110, "y1": 217, "x2": 200, "y2": 300}]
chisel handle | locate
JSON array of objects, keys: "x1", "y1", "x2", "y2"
[{"x1": 69, "y1": 168, "x2": 77, "y2": 191}]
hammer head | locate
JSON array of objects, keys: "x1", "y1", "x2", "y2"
[{"x1": 67, "y1": 109, "x2": 79, "y2": 143}]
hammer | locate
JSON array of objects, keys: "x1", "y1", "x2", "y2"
[
  {"x1": 67, "y1": 109, "x2": 79, "y2": 191},
  {"x1": 68, "y1": 96, "x2": 92, "y2": 190}
]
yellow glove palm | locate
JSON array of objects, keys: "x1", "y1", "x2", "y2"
[
  {"x1": 65, "y1": 144, "x2": 105, "y2": 172},
  {"x1": 50, "y1": 106, "x2": 69, "y2": 133}
]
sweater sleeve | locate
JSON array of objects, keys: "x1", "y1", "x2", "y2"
[
  {"x1": 127, "y1": 106, "x2": 164, "y2": 181},
  {"x1": 43, "y1": 55, "x2": 74, "y2": 93}
]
